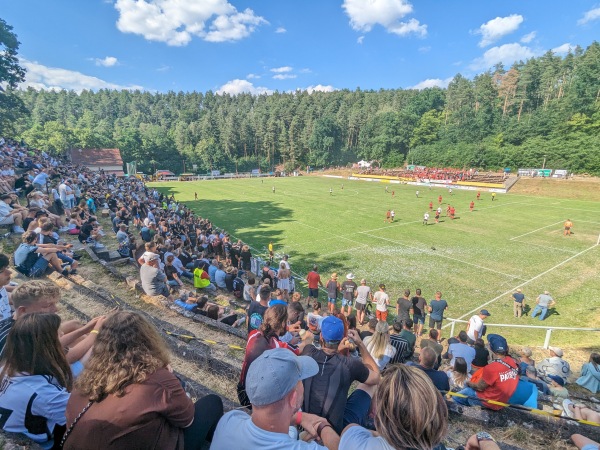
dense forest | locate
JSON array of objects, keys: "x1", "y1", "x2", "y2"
[{"x1": 1, "y1": 17, "x2": 599, "y2": 174}]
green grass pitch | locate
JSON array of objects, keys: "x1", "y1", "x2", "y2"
[{"x1": 150, "y1": 176, "x2": 600, "y2": 349}]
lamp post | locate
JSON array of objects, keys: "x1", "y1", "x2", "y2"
[{"x1": 542, "y1": 155, "x2": 547, "y2": 170}]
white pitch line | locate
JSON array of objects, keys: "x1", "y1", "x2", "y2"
[
  {"x1": 510, "y1": 239, "x2": 578, "y2": 255},
  {"x1": 444, "y1": 241, "x2": 600, "y2": 326},
  {"x1": 509, "y1": 220, "x2": 564, "y2": 241},
  {"x1": 317, "y1": 245, "x2": 370, "y2": 258},
  {"x1": 360, "y1": 231, "x2": 528, "y2": 281}
]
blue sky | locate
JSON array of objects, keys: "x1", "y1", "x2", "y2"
[{"x1": 3, "y1": 0, "x2": 600, "y2": 94}]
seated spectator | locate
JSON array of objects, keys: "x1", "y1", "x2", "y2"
[
  {"x1": 359, "y1": 318, "x2": 377, "y2": 341},
  {"x1": 165, "y1": 254, "x2": 184, "y2": 289},
  {"x1": 421, "y1": 328, "x2": 443, "y2": 369},
  {"x1": 445, "y1": 331, "x2": 476, "y2": 373},
  {"x1": 0, "y1": 313, "x2": 72, "y2": 449},
  {"x1": 453, "y1": 334, "x2": 518, "y2": 410},
  {"x1": 302, "y1": 317, "x2": 380, "y2": 434},
  {"x1": 339, "y1": 364, "x2": 450, "y2": 450},
  {"x1": 208, "y1": 259, "x2": 218, "y2": 283},
  {"x1": 570, "y1": 433, "x2": 600, "y2": 450},
  {"x1": 508, "y1": 378, "x2": 539, "y2": 409},
  {"x1": 363, "y1": 321, "x2": 397, "y2": 370},
  {"x1": 64, "y1": 311, "x2": 223, "y2": 450},
  {"x1": 521, "y1": 365, "x2": 551, "y2": 395},
  {"x1": 576, "y1": 353, "x2": 600, "y2": 394},
  {"x1": 78, "y1": 217, "x2": 104, "y2": 249},
  {"x1": 214, "y1": 263, "x2": 227, "y2": 289},
  {"x1": 212, "y1": 348, "x2": 339, "y2": 450},
  {"x1": 415, "y1": 347, "x2": 450, "y2": 392},
  {"x1": 517, "y1": 347, "x2": 535, "y2": 374},
  {"x1": 247, "y1": 286, "x2": 270, "y2": 333},
  {"x1": 564, "y1": 402, "x2": 600, "y2": 423},
  {"x1": 0, "y1": 193, "x2": 26, "y2": 233},
  {"x1": 399, "y1": 318, "x2": 416, "y2": 357},
  {"x1": 547, "y1": 375, "x2": 569, "y2": 405},
  {"x1": 0, "y1": 253, "x2": 12, "y2": 320},
  {"x1": 538, "y1": 346, "x2": 571, "y2": 384},
  {"x1": 446, "y1": 356, "x2": 471, "y2": 391},
  {"x1": 140, "y1": 253, "x2": 171, "y2": 298},
  {"x1": 472, "y1": 338, "x2": 489, "y2": 372},
  {"x1": 193, "y1": 263, "x2": 216, "y2": 293},
  {"x1": 243, "y1": 277, "x2": 256, "y2": 302},
  {"x1": 237, "y1": 304, "x2": 308, "y2": 407},
  {"x1": 14, "y1": 231, "x2": 72, "y2": 277},
  {"x1": 388, "y1": 322, "x2": 410, "y2": 365}
]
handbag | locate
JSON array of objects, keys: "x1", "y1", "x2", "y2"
[{"x1": 60, "y1": 401, "x2": 93, "y2": 448}]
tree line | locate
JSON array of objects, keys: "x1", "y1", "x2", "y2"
[{"x1": 1, "y1": 17, "x2": 599, "y2": 174}]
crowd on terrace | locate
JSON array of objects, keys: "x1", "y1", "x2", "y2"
[{"x1": 0, "y1": 136, "x2": 598, "y2": 450}]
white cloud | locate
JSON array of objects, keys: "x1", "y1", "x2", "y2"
[
  {"x1": 409, "y1": 77, "x2": 452, "y2": 90},
  {"x1": 275, "y1": 27, "x2": 286, "y2": 33},
  {"x1": 578, "y1": 7, "x2": 600, "y2": 25},
  {"x1": 303, "y1": 85, "x2": 336, "y2": 94},
  {"x1": 156, "y1": 65, "x2": 171, "y2": 72},
  {"x1": 273, "y1": 74, "x2": 297, "y2": 80},
  {"x1": 520, "y1": 31, "x2": 536, "y2": 43},
  {"x1": 114, "y1": 0, "x2": 267, "y2": 46},
  {"x1": 470, "y1": 43, "x2": 537, "y2": 70},
  {"x1": 357, "y1": 35, "x2": 365, "y2": 44},
  {"x1": 246, "y1": 73, "x2": 260, "y2": 79},
  {"x1": 19, "y1": 59, "x2": 143, "y2": 92},
  {"x1": 216, "y1": 79, "x2": 272, "y2": 95},
  {"x1": 299, "y1": 68, "x2": 312, "y2": 74},
  {"x1": 418, "y1": 46, "x2": 431, "y2": 53},
  {"x1": 475, "y1": 14, "x2": 523, "y2": 47},
  {"x1": 342, "y1": 0, "x2": 427, "y2": 37},
  {"x1": 271, "y1": 66, "x2": 293, "y2": 73},
  {"x1": 94, "y1": 56, "x2": 119, "y2": 67},
  {"x1": 552, "y1": 43, "x2": 573, "y2": 55}
]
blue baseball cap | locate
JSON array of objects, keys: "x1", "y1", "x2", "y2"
[
  {"x1": 487, "y1": 334, "x2": 508, "y2": 353},
  {"x1": 321, "y1": 316, "x2": 344, "y2": 342}
]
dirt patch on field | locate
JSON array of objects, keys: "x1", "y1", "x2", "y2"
[{"x1": 511, "y1": 177, "x2": 600, "y2": 201}]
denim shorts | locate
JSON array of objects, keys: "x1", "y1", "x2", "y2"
[{"x1": 342, "y1": 298, "x2": 353, "y2": 307}]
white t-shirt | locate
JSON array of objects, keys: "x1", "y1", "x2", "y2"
[
  {"x1": 340, "y1": 425, "x2": 395, "y2": 450},
  {"x1": 373, "y1": 291, "x2": 389, "y2": 312},
  {"x1": 211, "y1": 410, "x2": 325, "y2": 450},
  {"x1": 0, "y1": 375, "x2": 69, "y2": 449},
  {"x1": 467, "y1": 315, "x2": 484, "y2": 341},
  {"x1": 58, "y1": 183, "x2": 68, "y2": 202}
]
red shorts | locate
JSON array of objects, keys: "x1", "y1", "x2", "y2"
[{"x1": 376, "y1": 310, "x2": 388, "y2": 322}]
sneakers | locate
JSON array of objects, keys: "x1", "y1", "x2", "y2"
[
  {"x1": 562, "y1": 399, "x2": 574, "y2": 418},
  {"x1": 61, "y1": 268, "x2": 70, "y2": 277},
  {"x1": 12, "y1": 226, "x2": 25, "y2": 234}
]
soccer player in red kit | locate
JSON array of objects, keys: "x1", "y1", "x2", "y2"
[
  {"x1": 438, "y1": 195, "x2": 443, "y2": 204},
  {"x1": 476, "y1": 191, "x2": 481, "y2": 201},
  {"x1": 429, "y1": 201, "x2": 433, "y2": 210},
  {"x1": 470, "y1": 201, "x2": 474, "y2": 212},
  {"x1": 450, "y1": 207, "x2": 456, "y2": 219}
]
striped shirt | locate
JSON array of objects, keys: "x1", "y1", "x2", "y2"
[
  {"x1": 0, "y1": 317, "x2": 15, "y2": 356},
  {"x1": 389, "y1": 334, "x2": 410, "y2": 364}
]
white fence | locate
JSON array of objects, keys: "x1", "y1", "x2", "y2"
[{"x1": 445, "y1": 318, "x2": 600, "y2": 348}]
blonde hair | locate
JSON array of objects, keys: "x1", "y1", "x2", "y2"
[
  {"x1": 11, "y1": 280, "x2": 60, "y2": 309},
  {"x1": 365, "y1": 321, "x2": 391, "y2": 360},
  {"x1": 75, "y1": 311, "x2": 170, "y2": 401},
  {"x1": 375, "y1": 365, "x2": 448, "y2": 450}
]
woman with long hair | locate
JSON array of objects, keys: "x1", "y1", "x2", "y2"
[
  {"x1": 0, "y1": 313, "x2": 72, "y2": 449},
  {"x1": 63, "y1": 311, "x2": 223, "y2": 450},
  {"x1": 340, "y1": 364, "x2": 450, "y2": 450},
  {"x1": 576, "y1": 352, "x2": 600, "y2": 394},
  {"x1": 363, "y1": 321, "x2": 397, "y2": 370},
  {"x1": 446, "y1": 356, "x2": 471, "y2": 391}
]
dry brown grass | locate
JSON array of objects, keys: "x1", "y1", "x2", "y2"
[{"x1": 511, "y1": 177, "x2": 600, "y2": 201}]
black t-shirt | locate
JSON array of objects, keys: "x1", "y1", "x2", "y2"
[
  {"x1": 359, "y1": 330, "x2": 373, "y2": 341},
  {"x1": 411, "y1": 296, "x2": 427, "y2": 316},
  {"x1": 397, "y1": 298, "x2": 412, "y2": 321},
  {"x1": 473, "y1": 347, "x2": 489, "y2": 367},
  {"x1": 301, "y1": 346, "x2": 370, "y2": 433},
  {"x1": 340, "y1": 281, "x2": 358, "y2": 301},
  {"x1": 164, "y1": 265, "x2": 178, "y2": 281},
  {"x1": 418, "y1": 365, "x2": 450, "y2": 392},
  {"x1": 247, "y1": 302, "x2": 268, "y2": 333}
]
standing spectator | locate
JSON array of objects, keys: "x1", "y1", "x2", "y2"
[
  {"x1": 538, "y1": 347, "x2": 571, "y2": 384},
  {"x1": 325, "y1": 273, "x2": 340, "y2": 314},
  {"x1": 512, "y1": 288, "x2": 525, "y2": 318},
  {"x1": 363, "y1": 321, "x2": 397, "y2": 370},
  {"x1": 213, "y1": 348, "x2": 339, "y2": 450},
  {"x1": 355, "y1": 279, "x2": 372, "y2": 325},
  {"x1": 415, "y1": 347, "x2": 450, "y2": 392},
  {"x1": 276, "y1": 261, "x2": 291, "y2": 299},
  {"x1": 301, "y1": 317, "x2": 380, "y2": 433},
  {"x1": 0, "y1": 313, "x2": 72, "y2": 449},
  {"x1": 428, "y1": 291, "x2": 448, "y2": 338},
  {"x1": 453, "y1": 334, "x2": 519, "y2": 409},
  {"x1": 466, "y1": 309, "x2": 490, "y2": 344},
  {"x1": 531, "y1": 290, "x2": 555, "y2": 321},
  {"x1": 373, "y1": 284, "x2": 390, "y2": 322},
  {"x1": 576, "y1": 353, "x2": 600, "y2": 394},
  {"x1": 306, "y1": 265, "x2": 323, "y2": 306},
  {"x1": 64, "y1": 311, "x2": 223, "y2": 450},
  {"x1": 340, "y1": 273, "x2": 358, "y2": 317},
  {"x1": 396, "y1": 289, "x2": 412, "y2": 326},
  {"x1": 411, "y1": 288, "x2": 427, "y2": 336},
  {"x1": 239, "y1": 244, "x2": 252, "y2": 272}
]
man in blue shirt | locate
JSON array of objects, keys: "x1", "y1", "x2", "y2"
[
  {"x1": 512, "y1": 288, "x2": 525, "y2": 318},
  {"x1": 428, "y1": 291, "x2": 448, "y2": 338}
]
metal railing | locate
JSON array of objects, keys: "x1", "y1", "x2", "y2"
[{"x1": 445, "y1": 318, "x2": 600, "y2": 348}]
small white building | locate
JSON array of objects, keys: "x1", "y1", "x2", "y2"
[{"x1": 357, "y1": 160, "x2": 371, "y2": 169}]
